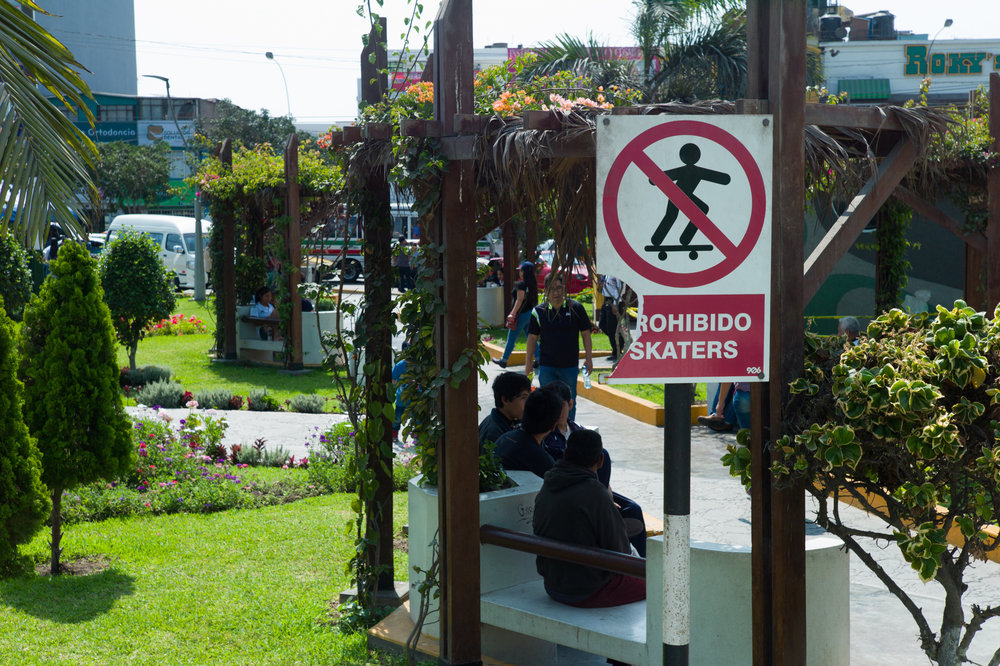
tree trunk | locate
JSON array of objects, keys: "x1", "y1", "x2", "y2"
[
  {"x1": 128, "y1": 344, "x2": 138, "y2": 371},
  {"x1": 50, "y1": 488, "x2": 63, "y2": 575},
  {"x1": 935, "y1": 567, "x2": 966, "y2": 665}
]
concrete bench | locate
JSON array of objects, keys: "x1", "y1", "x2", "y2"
[
  {"x1": 235, "y1": 305, "x2": 342, "y2": 366},
  {"x1": 408, "y1": 472, "x2": 850, "y2": 665}
]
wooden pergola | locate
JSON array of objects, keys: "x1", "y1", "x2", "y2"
[{"x1": 331, "y1": 1, "x2": 1000, "y2": 663}]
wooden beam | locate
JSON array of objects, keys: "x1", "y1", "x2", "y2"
[
  {"x1": 893, "y1": 186, "x2": 986, "y2": 252},
  {"x1": 284, "y1": 134, "x2": 303, "y2": 369},
  {"x1": 220, "y1": 139, "x2": 237, "y2": 360},
  {"x1": 803, "y1": 136, "x2": 918, "y2": 302},
  {"x1": 364, "y1": 122, "x2": 393, "y2": 140},
  {"x1": 400, "y1": 118, "x2": 443, "y2": 138},
  {"x1": 988, "y1": 71, "x2": 1000, "y2": 309},
  {"x1": 343, "y1": 126, "x2": 362, "y2": 143},
  {"x1": 454, "y1": 114, "x2": 490, "y2": 134},
  {"x1": 432, "y1": 1, "x2": 481, "y2": 664},
  {"x1": 767, "y1": 2, "x2": 807, "y2": 664},
  {"x1": 804, "y1": 103, "x2": 907, "y2": 131},
  {"x1": 523, "y1": 109, "x2": 561, "y2": 131},
  {"x1": 359, "y1": 16, "x2": 396, "y2": 596}
]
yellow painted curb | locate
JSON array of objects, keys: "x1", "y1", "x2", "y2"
[
  {"x1": 483, "y1": 339, "x2": 707, "y2": 427},
  {"x1": 576, "y1": 378, "x2": 708, "y2": 427}
]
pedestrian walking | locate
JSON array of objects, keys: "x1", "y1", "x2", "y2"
[{"x1": 495, "y1": 261, "x2": 540, "y2": 369}]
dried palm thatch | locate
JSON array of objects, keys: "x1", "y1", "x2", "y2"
[
  {"x1": 339, "y1": 101, "x2": 960, "y2": 280},
  {"x1": 467, "y1": 100, "x2": 956, "y2": 278}
]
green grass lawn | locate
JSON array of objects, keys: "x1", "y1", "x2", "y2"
[
  {"x1": 122, "y1": 296, "x2": 346, "y2": 408},
  {"x1": 0, "y1": 493, "x2": 410, "y2": 665}
]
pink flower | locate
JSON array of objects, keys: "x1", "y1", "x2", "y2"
[{"x1": 186, "y1": 400, "x2": 199, "y2": 408}]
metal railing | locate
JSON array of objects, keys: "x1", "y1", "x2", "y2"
[{"x1": 480, "y1": 524, "x2": 646, "y2": 579}]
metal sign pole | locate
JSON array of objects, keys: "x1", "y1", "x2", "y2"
[{"x1": 663, "y1": 383, "x2": 691, "y2": 664}]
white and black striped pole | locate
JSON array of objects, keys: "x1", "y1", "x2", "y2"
[{"x1": 663, "y1": 383, "x2": 691, "y2": 664}]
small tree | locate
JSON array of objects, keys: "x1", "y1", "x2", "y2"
[
  {"x1": 0, "y1": 231, "x2": 31, "y2": 321},
  {"x1": 19, "y1": 241, "x2": 134, "y2": 574},
  {"x1": 0, "y1": 296, "x2": 49, "y2": 577},
  {"x1": 725, "y1": 301, "x2": 1000, "y2": 665},
  {"x1": 93, "y1": 141, "x2": 171, "y2": 217},
  {"x1": 98, "y1": 230, "x2": 177, "y2": 370}
]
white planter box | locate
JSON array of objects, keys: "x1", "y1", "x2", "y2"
[
  {"x1": 407, "y1": 471, "x2": 542, "y2": 639},
  {"x1": 477, "y1": 285, "x2": 504, "y2": 327}
]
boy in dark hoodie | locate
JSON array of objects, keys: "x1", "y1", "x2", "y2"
[{"x1": 533, "y1": 429, "x2": 646, "y2": 608}]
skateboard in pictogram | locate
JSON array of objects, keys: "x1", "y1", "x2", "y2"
[
  {"x1": 647, "y1": 142, "x2": 730, "y2": 262},
  {"x1": 643, "y1": 242, "x2": 714, "y2": 261}
]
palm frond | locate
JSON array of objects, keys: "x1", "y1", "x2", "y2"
[{"x1": 0, "y1": 1, "x2": 97, "y2": 246}]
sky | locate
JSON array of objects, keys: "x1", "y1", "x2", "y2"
[{"x1": 132, "y1": 0, "x2": 1000, "y2": 129}]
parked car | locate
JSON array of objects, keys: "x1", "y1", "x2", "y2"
[
  {"x1": 86, "y1": 233, "x2": 106, "y2": 258},
  {"x1": 487, "y1": 253, "x2": 591, "y2": 295}
]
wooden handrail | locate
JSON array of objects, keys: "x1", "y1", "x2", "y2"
[{"x1": 480, "y1": 524, "x2": 646, "y2": 579}]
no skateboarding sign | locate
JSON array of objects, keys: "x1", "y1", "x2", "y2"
[{"x1": 596, "y1": 115, "x2": 773, "y2": 383}]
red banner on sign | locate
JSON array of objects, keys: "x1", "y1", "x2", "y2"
[{"x1": 610, "y1": 293, "x2": 765, "y2": 381}]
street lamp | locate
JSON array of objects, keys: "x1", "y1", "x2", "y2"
[
  {"x1": 142, "y1": 74, "x2": 204, "y2": 301},
  {"x1": 926, "y1": 18, "x2": 954, "y2": 77},
  {"x1": 141, "y1": 74, "x2": 188, "y2": 150},
  {"x1": 265, "y1": 51, "x2": 292, "y2": 117}
]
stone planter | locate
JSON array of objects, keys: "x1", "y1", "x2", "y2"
[
  {"x1": 407, "y1": 471, "x2": 542, "y2": 639},
  {"x1": 477, "y1": 285, "x2": 504, "y2": 327}
]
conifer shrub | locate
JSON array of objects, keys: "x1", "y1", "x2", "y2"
[
  {"x1": 247, "y1": 388, "x2": 280, "y2": 411},
  {"x1": 119, "y1": 364, "x2": 173, "y2": 388},
  {"x1": 98, "y1": 230, "x2": 176, "y2": 370},
  {"x1": 0, "y1": 297, "x2": 49, "y2": 577},
  {"x1": 289, "y1": 393, "x2": 326, "y2": 413},
  {"x1": 133, "y1": 380, "x2": 187, "y2": 408},
  {"x1": 18, "y1": 241, "x2": 134, "y2": 574},
  {"x1": 192, "y1": 388, "x2": 233, "y2": 410},
  {"x1": 0, "y1": 232, "x2": 31, "y2": 321}
]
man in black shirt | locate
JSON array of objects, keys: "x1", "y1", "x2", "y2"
[
  {"x1": 478, "y1": 372, "x2": 532, "y2": 451},
  {"x1": 525, "y1": 273, "x2": 593, "y2": 421}
]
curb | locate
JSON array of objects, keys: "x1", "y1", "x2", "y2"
[{"x1": 482, "y1": 340, "x2": 706, "y2": 427}]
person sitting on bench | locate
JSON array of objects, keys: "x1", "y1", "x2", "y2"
[
  {"x1": 492, "y1": 386, "x2": 562, "y2": 478},
  {"x1": 250, "y1": 285, "x2": 280, "y2": 340},
  {"x1": 478, "y1": 371, "x2": 533, "y2": 452},
  {"x1": 533, "y1": 429, "x2": 646, "y2": 608}
]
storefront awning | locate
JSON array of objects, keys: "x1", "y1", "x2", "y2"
[{"x1": 837, "y1": 78, "x2": 891, "y2": 100}]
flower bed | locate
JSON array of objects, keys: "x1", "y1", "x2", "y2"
[{"x1": 144, "y1": 313, "x2": 209, "y2": 336}]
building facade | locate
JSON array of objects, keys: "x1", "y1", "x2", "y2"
[{"x1": 33, "y1": 0, "x2": 138, "y2": 96}]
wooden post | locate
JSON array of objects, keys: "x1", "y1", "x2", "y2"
[
  {"x1": 746, "y1": 1, "x2": 807, "y2": 664},
  {"x1": 283, "y1": 134, "x2": 303, "y2": 369},
  {"x1": 433, "y1": 1, "x2": 481, "y2": 663},
  {"x1": 219, "y1": 139, "x2": 237, "y2": 360},
  {"x1": 987, "y1": 72, "x2": 1000, "y2": 310},
  {"x1": 360, "y1": 16, "x2": 396, "y2": 593},
  {"x1": 499, "y1": 201, "x2": 517, "y2": 314}
]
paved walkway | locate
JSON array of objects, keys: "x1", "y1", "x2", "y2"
[{"x1": 131, "y1": 356, "x2": 1000, "y2": 664}]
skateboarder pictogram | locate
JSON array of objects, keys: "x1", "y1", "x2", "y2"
[{"x1": 646, "y1": 143, "x2": 731, "y2": 261}]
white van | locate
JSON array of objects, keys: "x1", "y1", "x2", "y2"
[{"x1": 105, "y1": 214, "x2": 212, "y2": 289}]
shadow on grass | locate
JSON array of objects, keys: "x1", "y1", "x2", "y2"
[{"x1": 0, "y1": 567, "x2": 136, "y2": 624}]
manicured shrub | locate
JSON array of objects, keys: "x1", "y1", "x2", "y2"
[
  {"x1": 18, "y1": 241, "x2": 134, "y2": 574},
  {"x1": 120, "y1": 364, "x2": 173, "y2": 388},
  {"x1": 99, "y1": 229, "x2": 176, "y2": 370},
  {"x1": 144, "y1": 313, "x2": 209, "y2": 336},
  {"x1": 0, "y1": 298, "x2": 50, "y2": 577},
  {"x1": 133, "y1": 380, "x2": 186, "y2": 408},
  {"x1": 289, "y1": 393, "x2": 326, "y2": 413},
  {"x1": 247, "y1": 388, "x2": 280, "y2": 411},
  {"x1": 192, "y1": 388, "x2": 233, "y2": 410},
  {"x1": 0, "y1": 232, "x2": 31, "y2": 321}
]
